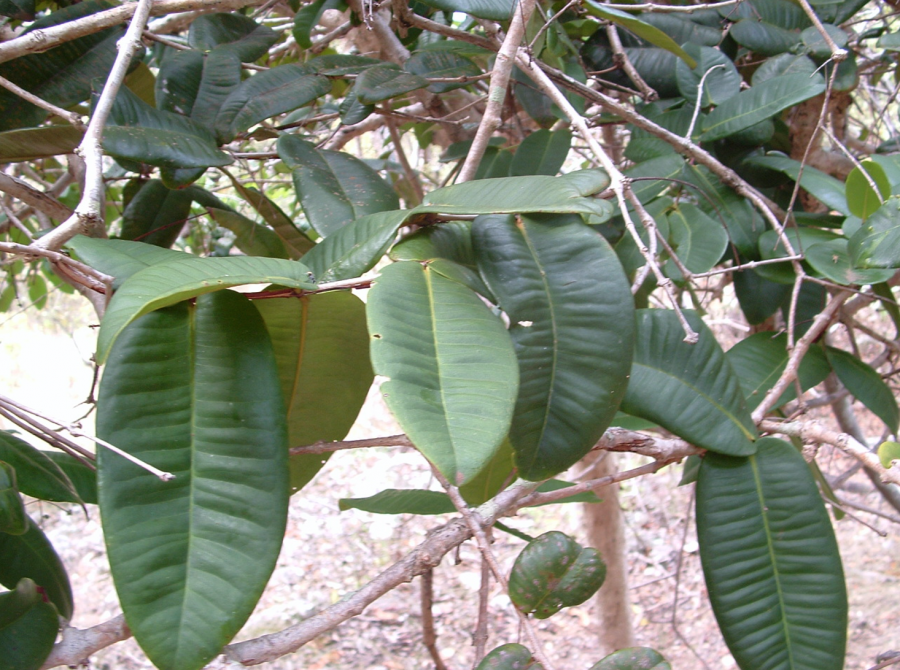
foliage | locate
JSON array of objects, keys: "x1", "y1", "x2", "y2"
[{"x1": 0, "y1": 0, "x2": 899, "y2": 668}]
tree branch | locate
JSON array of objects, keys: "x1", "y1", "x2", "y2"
[{"x1": 0, "y1": 173, "x2": 74, "y2": 222}]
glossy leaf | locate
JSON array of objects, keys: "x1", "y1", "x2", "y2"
[
  {"x1": 412, "y1": 0, "x2": 515, "y2": 21},
  {"x1": 702, "y1": 74, "x2": 826, "y2": 142},
  {"x1": 621, "y1": 309, "x2": 757, "y2": 455},
  {"x1": 0, "y1": 580, "x2": 58, "y2": 670},
  {"x1": 625, "y1": 154, "x2": 685, "y2": 203},
  {"x1": 476, "y1": 644, "x2": 543, "y2": 670},
  {"x1": 0, "y1": 126, "x2": 82, "y2": 163},
  {"x1": 666, "y1": 204, "x2": 728, "y2": 274},
  {"x1": 0, "y1": 462, "x2": 27, "y2": 535},
  {"x1": 367, "y1": 262, "x2": 519, "y2": 485},
  {"x1": 508, "y1": 531, "x2": 606, "y2": 619},
  {"x1": 725, "y1": 333, "x2": 830, "y2": 411},
  {"x1": 474, "y1": 213, "x2": 634, "y2": 480},
  {"x1": 583, "y1": 1, "x2": 696, "y2": 67},
  {"x1": 255, "y1": 291, "x2": 372, "y2": 493},
  {"x1": 0, "y1": 515, "x2": 73, "y2": 619},
  {"x1": 120, "y1": 180, "x2": 193, "y2": 248},
  {"x1": 510, "y1": 129, "x2": 572, "y2": 177},
  {"x1": 845, "y1": 160, "x2": 890, "y2": 220},
  {"x1": 355, "y1": 63, "x2": 429, "y2": 105},
  {"x1": 827, "y1": 347, "x2": 899, "y2": 433},
  {"x1": 97, "y1": 291, "x2": 289, "y2": 670},
  {"x1": 302, "y1": 210, "x2": 409, "y2": 282},
  {"x1": 189, "y1": 13, "x2": 278, "y2": 62},
  {"x1": 805, "y1": 239, "x2": 894, "y2": 286},
  {"x1": 156, "y1": 47, "x2": 242, "y2": 129},
  {"x1": 848, "y1": 196, "x2": 900, "y2": 268},
  {"x1": 97, "y1": 256, "x2": 316, "y2": 363},
  {"x1": 589, "y1": 648, "x2": 671, "y2": 670},
  {"x1": 278, "y1": 135, "x2": 400, "y2": 237},
  {"x1": 207, "y1": 208, "x2": 291, "y2": 259},
  {"x1": 0, "y1": 431, "x2": 80, "y2": 504},
  {"x1": 757, "y1": 227, "x2": 839, "y2": 284},
  {"x1": 66, "y1": 237, "x2": 186, "y2": 288},
  {"x1": 697, "y1": 438, "x2": 847, "y2": 670},
  {"x1": 215, "y1": 64, "x2": 331, "y2": 143}
]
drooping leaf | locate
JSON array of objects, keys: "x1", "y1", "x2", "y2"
[
  {"x1": 0, "y1": 515, "x2": 73, "y2": 619},
  {"x1": 725, "y1": 333, "x2": 830, "y2": 411},
  {"x1": 475, "y1": 644, "x2": 543, "y2": 670},
  {"x1": 97, "y1": 291, "x2": 289, "y2": 670},
  {"x1": 405, "y1": 50, "x2": 482, "y2": 94},
  {"x1": 474, "y1": 213, "x2": 634, "y2": 480},
  {"x1": 805, "y1": 239, "x2": 895, "y2": 286},
  {"x1": 214, "y1": 64, "x2": 332, "y2": 143},
  {"x1": 301, "y1": 210, "x2": 409, "y2": 282},
  {"x1": 845, "y1": 160, "x2": 891, "y2": 220},
  {"x1": 702, "y1": 74, "x2": 825, "y2": 142},
  {"x1": 0, "y1": 462, "x2": 27, "y2": 535},
  {"x1": 583, "y1": 1, "x2": 696, "y2": 67},
  {"x1": 508, "y1": 531, "x2": 606, "y2": 619},
  {"x1": 848, "y1": 196, "x2": 900, "y2": 268},
  {"x1": 278, "y1": 135, "x2": 400, "y2": 237},
  {"x1": 697, "y1": 438, "x2": 847, "y2": 670},
  {"x1": 589, "y1": 648, "x2": 671, "y2": 670},
  {"x1": 256, "y1": 291, "x2": 372, "y2": 493},
  {"x1": 510, "y1": 129, "x2": 572, "y2": 177},
  {"x1": 189, "y1": 12, "x2": 278, "y2": 62},
  {"x1": 745, "y1": 154, "x2": 850, "y2": 215},
  {"x1": 621, "y1": 309, "x2": 757, "y2": 455},
  {"x1": 367, "y1": 262, "x2": 519, "y2": 485},
  {"x1": 119, "y1": 180, "x2": 193, "y2": 249},
  {"x1": 156, "y1": 47, "x2": 242, "y2": 129},
  {"x1": 207, "y1": 208, "x2": 290, "y2": 259},
  {"x1": 96, "y1": 256, "x2": 316, "y2": 363},
  {"x1": 66, "y1": 237, "x2": 187, "y2": 288},
  {"x1": 0, "y1": 579, "x2": 58, "y2": 670},
  {"x1": 0, "y1": 126, "x2": 83, "y2": 162},
  {"x1": 412, "y1": 0, "x2": 515, "y2": 21},
  {"x1": 827, "y1": 347, "x2": 899, "y2": 433},
  {"x1": 354, "y1": 63, "x2": 429, "y2": 105},
  {"x1": 0, "y1": 431, "x2": 80, "y2": 504},
  {"x1": 666, "y1": 203, "x2": 728, "y2": 274}
]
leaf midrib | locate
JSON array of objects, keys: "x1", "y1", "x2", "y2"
[{"x1": 424, "y1": 267, "x2": 456, "y2": 475}]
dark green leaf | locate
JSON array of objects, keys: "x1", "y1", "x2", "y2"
[
  {"x1": 848, "y1": 196, "x2": 900, "y2": 268},
  {"x1": 355, "y1": 63, "x2": 429, "y2": 105},
  {"x1": 0, "y1": 126, "x2": 83, "y2": 163},
  {"x1": 367, "y1": 262, "x2": 519, "y2": 485},
  {"x1": 0, "y1": 581, "x2": 58, "y2": 670},
  {"x1": 0, "y1": 0, "x2": 33, "y2": 20},
  {"x1": 406, "y1": 50, "x2": 482, "y2": 93},
  {"x1": 622, "y1": 309, "x2": 757, "y2": 455},
  {"x1": 626, "y1": 154, "x2": 685, "y2": 203},
  {"x1": 189, "y1": 13, "x2": 278, "y2": 62},
  {"x1": 120, "y1": 179, "x2": 193, "y2": 248},
  {"x1": 583, "y1": 2, "x2": 696, "y2": 67},
  {"x1": 413, "y1": 0, "x2": 515, "y2": 21},
  {"x1": 0, "y1": 431, "x2": 81, "y2": 504},
  {"x1": 0, "y1": 577, "x2": 41, "y2": 630},
  {"x1": 745, "y1": 154, "x2": 849, "y2": 215},
  {"x1": 675, "y1": 45, "x2": 741, "y2": 106},
  {"x1": 510, "y1": 129, "x2": 571, "y2": 177},
  {"x1": 293, "y1": 0, "x2": 343, "y2": 49},
  {"x1": 339, "y1": 489, "x2": 455, "y2": 515},
  {"x1": 156, "y1": 47, "x2": 242, "y2": 129},
  {"x1": 474, "y1": 213, "x2": 634, "y2": 480},
  {"x1": 458, "y1": 438, "x2": 515, "y2": 505},
  {"x1": 697, "y1": 438, "x2": 847, "y2": 670},
  {"x1": 589, "y1": 648, "x2": 671, "y2": 670},
  {"x1": 666, "y1": 203, "x2": 728, "y2": 274},
  {"x1": 827, "y1": 347, "x2": 899, "y2": 432},
  {"x1": 41, "y1": 452, "x2": 96, "y2": 505},
  {"x1": 97, "y1": 291, "x2": 289, "y2": 670},
  {"x1": 476, "y1": 644, "x2": 543, "y2": 670},
  {"x1": 207, "y1": 208, "x2": 290, "y2": 259},
  {"x1": 0, "y1": 462, "x2": 27, "y2": 535}
]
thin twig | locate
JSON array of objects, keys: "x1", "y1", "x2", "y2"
[
  {"x1": 472, "y1": 555, "x2": 491, "y2": 667},
  {"x1": 794, "y1": 0, "x2": 849, "y2": 61},
  {"x1": 0, "y1": 241, "x2": 111, "y2": 293},
  {"x1": 685, "y1": 64, "x2": 725, "y2": 139},
  {"x1": 0, "y1": 74, "x2": 85, "y2": 129},
  {"x1": 420, "y1": 569, "x2": 449, "y2": 670},
  {"x1": 385, "y1": 113, "x2": 424, "y2": 205},
  {"x1": 606, "y1": 23, "x2": 657, "y2": 101}
]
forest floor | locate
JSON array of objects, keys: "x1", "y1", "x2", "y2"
[{"x1": 3, "y1": 291, "x2": 899, "y2": 670}]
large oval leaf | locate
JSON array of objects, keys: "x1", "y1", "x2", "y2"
[
  {"x1": 509, "y1": 129, "x2": 572, "y2": 177},
  {"x1": 255, "y1": 291, "x2": 373, "y2": 493},
  {"x1": 367, "y1": 261, "x2": 519, "y2": 484},
  {"x1": 621, "y1": 309, "x2": 757, "y2": 455},
  {"x1": 697, "y1": 438, "x2": 847, "y2": 670},
  {"x1": 826, "y1": 346, "x2": 899, "y2": 433},
  {"x1": 848, "y1": 196, "x2": 900, "y2": 268},
  {"x1": 65, "y1": 237, "x2": 187, "y2": 288},
  {"x1": 96, "y1": 256, "x2": 316, "y2": 363},
  {"x1": 0, "y1": 125, "x2": 82, "y2": 162},
  {"x1": 0, "y1": 580, "x2": 58, "y2": 670},
  {"x1": 474, "y1": 213, "x2": 634, "y2": 480},
  {"x1": 278, "y1": 136, "x2": 400, "y2": 238},
  {"x1": 188, "y1": 12, "x2": 278, "y2": 63},
  {"x1": 119, "y1": 179, "x2": 193, "y2": 248},
  {"x1": 97, "y1": 291, "x2": 289, "y2": 670},
  {"x1": 156, "y1": 47, "x2": 242, "y2": 129}
]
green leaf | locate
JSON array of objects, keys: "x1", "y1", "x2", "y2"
[
  {"x1": 757, "y1": 227, "x2": 839, "y2": 284},
  {"x1": 0, "y1": 126, "x2": 83, "y2": 163},
  {"x1": 0, "y1": 580, "x2": 58, "y2": 670},
  {"x1": 338, "y1": 86, "x2": 374, "y2": 125},
  {"x1": 156, "y1": 47, "x2": 242, "y2": 129},
  {"x1": 207, "y1": 208, "x2": 290, "y2": 259},
  {"x1": 339, "y1": 489, "x2": 455, "y2": 515},
  {"x1": 675, "y1": 45, "x2": 741, "y2": 107},
  {"x1": 510, "y1": 129, "x2": 572, "y2": 177},
  {"x1": 621, "y1": 309, "x2": 757, "y2": 455},
  {"x1": 97, "y1": 291, "x2": 289, "y2": 670},
  {"x1": 702, "y1": 74, "x2": 826, "y2": 142},
  {"x1": 745, "y1": 154, "x2": 850, "y2": 215},
  {"x1": 0, "y1": 431, "x2": 81, "y2": 504},
  {"x1": 734, "y1": 266, "x2": 794, "y2": 322},
  {"x1": 805, "y1": 239, "x2": 895, "y2": 286},
  {"x1": 415, "y1": 170, "x2": 611, "y2": 219},
  {"x1": 666, "y1": 204, "x2": 728, "y2": 274},
  {"x1": 0, "y1": 462, "x2": 27, "y2": 535},
  {"x1": 476, "y1": 644, "x2": 543, "y2": 670},
  {"x1": 877, "y1": 441, "x2": 900, "y2": 468},
  {"x1": 256, "y1": 291, "x2": 372, "y2": 493},
  {"x1": 0, "y1": 515, "x2": 73, "y2": 619},
  {"x1": 625, "y1": 154, "x2": 685, "y2": 203},
  {"x1": 0, "y1": 0, "x2": 123, "y2": 132},
  {"x1": 278, "y1": 135, "x2": 400, "y2": 237},
  {"x1": 367, "y1": 262, "x2": 519, "y2": 485},
  {"x1": 354, "y1": 63, "x2": 429, "y2": 105},
  {"x1": 214, "y1": 64, "x2": 331, "y2": 143},
  {"x1": 725, "y1": 333, "x2": 830, "y2": 411},
  {"x1": 189, "y1": 13, "x2": 278, "y2": 63},
  {"x1": 119, "y1": 180, "x2": 193, "y2": 249},
  {"x1": 293, "y1": 0, "x2": 344, "y2": 49},
  {"x1": 458, "y1": 438, "x2": 515, "y2": 505},
  {"x1": 508, "y1": 531, "x2": 606, "y2": 619},
  {"x1": 41, "y1": 452, "x2": 96, "y2": 505},
  {"x1": 302, "y1": 210, "x2": 409, "y2": 282},
  {"x1": 96, "y1": 256, "x2": 316, "y2": 364},
  {"x1": 826, "y1": 347, "x2": 899, "y2": 433},
  {"x1": 845, "y1": 159, "x2": 890, "y2": 220},
  {"x1": 104, "y1": 88, "x2": 233, "y2": 170},
  {"x1": 65, "y1": 237, "x2": 186, "y2": 288},
  {"x1": 0, "y1": 0, "x2": 33, "y2": 20},
  {"x1": 474, "y1": 213, "x2": 634, "y2": 480},
  {"x1": 801, "y1": 23, "x2": 848, "y2": 58},
  {"x1": 413, "y1": 0, "x2": 515, "y2": 21},
  {"x1": 583, "y1": 2, "x2": 696, "y2": 67},
  {"x1": 589, "y1": 648, "x2": 671, "y2": 670},
  {"x1": 405, "y1": 50, "x2": 482, "y2": 94},
  {"x1": 696, "y1": 438, "x2": 847, "y2": 670},
  {"x1": 848, "y1": 196, "x2": 900, "y2": 268}
]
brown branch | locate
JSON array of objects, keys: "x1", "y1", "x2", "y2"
[
  {"x1": 385, "y1": 113, "x2": 424, "y2": 205},
  {"x1": 0, "y1": 173, "x2": 74, "y2": 222},
  {"x1": 0, "y1": 74, "x2": 85, "y2": 129},
  {"x1": 471, "y1": 556, "x2": 491, "y2": 667},
  {"x1": 0, "y1": 241, "x2": 111, "y2": 293},
  {"x1": 40, "y1": 615, "x2": 130, "y2": 670},
  {"x1": 606, "y1": 24, "x2": 657, "y2": 101},
  {"x1": 420, "y1": 569, "x2": 449, "y2": 670}
]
